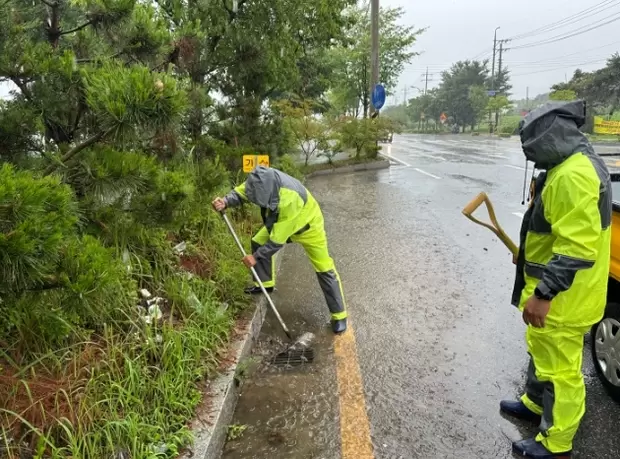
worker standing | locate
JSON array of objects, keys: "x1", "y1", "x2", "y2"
[
  {"x1": 212, "y1": 166, "x2": 348, "y2": 334},
  {"x1": 502, "y1": 100, "x2": 611, "y2": 459}
]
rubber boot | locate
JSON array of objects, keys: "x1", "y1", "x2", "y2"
[
  {"x1": 500, "y1": 400, "x2": 541, "y2": 423},
  {"x1": 512, "y1": 438, "x2": 572, "y2": 458},
  {"x1": 332, "y1": 318, "x2": 347, "y2": 334},
  {"x1": 244, "y1": 286, "x2": 274, "y2": 295}
]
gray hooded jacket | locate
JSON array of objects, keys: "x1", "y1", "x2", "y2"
[{"x1": 224, "y1": 167, "x2": 310, "y2": 260}]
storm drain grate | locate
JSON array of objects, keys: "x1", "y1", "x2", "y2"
[{"x1": 271, "y1": 348, "x2": 315, "y2": 367}]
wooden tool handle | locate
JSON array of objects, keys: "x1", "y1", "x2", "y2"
[
  {"x1": 462, "y1": 193, "x2": 519, "y2": 257},
  {"x1": 461, "y1": 192, "x2": 487, "y2": 216}
]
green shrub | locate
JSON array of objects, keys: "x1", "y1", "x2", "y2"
[
  {"x1": 274, "y1": 154, "x2": 304, "y2": 180},
  {"x1": 0, "y1": 164, "x2": 79, "y2": 292},
  {"x1": 364, "y1": 143, "x2": 380, "y2": 159},
  {"x1": 499, "y1": 117, "x2": 520, "y2": 135}
]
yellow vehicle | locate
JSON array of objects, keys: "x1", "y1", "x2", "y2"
[{"x1": 591, "y1": 172, "x2": 620, "y2": 402}]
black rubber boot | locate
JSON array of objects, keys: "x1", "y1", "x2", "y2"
[
  {"x1": 331, "y1": 318, "x2": 347, "y2": 334},
  {"x1": 244, "y1": 286, "x2": 274, "y2": 295},
  {"x1": 512, "y1": 438, "x2": 571, "y2": 458},
  {"x1": 500, "y1": 400, "x2": 541, "y2": 423}
]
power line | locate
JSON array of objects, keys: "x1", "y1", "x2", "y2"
[
  {"x1": 470, "y1": 48, "x2": 493, "y2": 61},
  {"x1": 505, "y1": 39, "x2": 620, "y2": 66},
  {"x1": 510, "y1": 0, "x2": 620, "y2": 40},
  {"x1": 507, "y1": 54, "x2": 615, "y2": 68},
  {"x1": 509, "y1": 12, "x2": 620, "y2": 50},
  {"x1": 506, "y1": 0, "x2": 619, "y2": 41},
  {"x1": 510, "y1": 58, "x2": 607, "y2": 77}
]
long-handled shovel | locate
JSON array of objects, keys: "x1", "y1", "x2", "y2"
[
  {"x1": 462, "y1": 192, "x2": 519, "y2": 257},
  {"x1": 220, "y1": 211, "x2": 315, "y2": 365}
]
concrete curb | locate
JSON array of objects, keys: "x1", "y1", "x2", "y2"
[
  {"x1": 306, "y1": 159, "x2": 390, "y2": 177},
  {"x1": 182, "y1": 255, "x2": 282, "y2": 459}
]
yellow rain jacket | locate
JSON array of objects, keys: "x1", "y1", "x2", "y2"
[
  {"x1": 511, "y1": 100, "x2": 611, "y2": 454},
  {"x1": 512, "y1": 101, "x2": 611, "y2": 327},
  {"x1": 224, "y1": 166, "x2": 347, "y2": 320}
]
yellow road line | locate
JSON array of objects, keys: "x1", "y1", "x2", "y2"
[{"x1": 334, "y1": 323, "x2": 375, "y2": 459}]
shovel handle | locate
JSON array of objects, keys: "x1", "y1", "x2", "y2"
[
  {"x1": 461, "y1": 192, "x2": 487, "y2": 216},
  {"x1": 462, "y1": 192, "x2": 519, "y2": 257},
  {"x1": 220, "y1": 211, "x2": 293, "y2": 340}
]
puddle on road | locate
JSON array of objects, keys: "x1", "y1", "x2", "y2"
[
  {"x1": 222, "y1": 287, "x2": 341, "y2": 459},
  {"x1": 449, "y1": 174, "x2": 496, "y2": 188}
]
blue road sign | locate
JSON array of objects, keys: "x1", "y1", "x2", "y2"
[
  {"x1": 487, "y1": 90, "x2": 497, "y2": 97},
  {"x1": 372, "y1": 84, "x2": 386, "y2": 110}
]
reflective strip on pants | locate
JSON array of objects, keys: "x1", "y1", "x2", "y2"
[
  {"x1": 251, "y1": 227, "x2": 275, "y2": 288},
  {"x1": 522, "y1": 324, "x2": 589, "y2": 453},
  {"x1": 290, "y1": 226, "x2": 347, "y2": 320}
]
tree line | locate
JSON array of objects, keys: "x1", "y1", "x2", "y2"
[
  {"x1": 548, "y1": 53, "x2": 620, "y2": 131},
  {"x1": 383, "y1": 59, "x2": 512, "y2": 133}
]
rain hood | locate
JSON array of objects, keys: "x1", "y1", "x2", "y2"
[
  {"x1": 244, "y1": 166, "x2": 280, "y2": 211},
  {"x1": 519, "y1": 100, "x2": 593, "y2": 170}
]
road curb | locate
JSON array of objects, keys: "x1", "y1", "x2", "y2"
[
  {"x1": 306, "y1": 159, "x2": 390, "y2": 177},
  {"x1": 182, "y1": 254, "x2": 282, "y2": 459}
]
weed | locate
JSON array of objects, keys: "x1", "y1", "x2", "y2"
[{"x1": 226, "y1": 424, "x2": 247, "y2": 442}]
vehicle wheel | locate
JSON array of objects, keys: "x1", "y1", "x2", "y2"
[{"x1": 591, "y1": 302, "x2": 620, "y2": 402}]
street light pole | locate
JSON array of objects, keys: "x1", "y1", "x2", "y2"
[
  {"x1": 489, "y1": 26, "x2": 500, "y2": 134},
  {"x1": 491, "y1": 27, "x2": 500, "y2": 91},
  {"x1": 370, "y1": 0, "x2": 380, "y2": 116}
]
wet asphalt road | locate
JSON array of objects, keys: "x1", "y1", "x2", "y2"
[{"x1": 222, "y1": 134, "x2": 620, "y2": 459}]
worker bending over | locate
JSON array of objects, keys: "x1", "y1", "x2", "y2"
[
  {"x1": 503, "y1": 100, "x2": 611, "y2": 459},
  {"x1": 212, "y1": 166, "x2": 348, "y2": 334}
]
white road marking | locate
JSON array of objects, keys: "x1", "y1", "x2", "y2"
[
  {"x1": 414, "y1": 153, "x2": 447, "y2": 161},
  {"x1": 414, "y1": 168, "x2": 441, "y2": 179},
  {"x1": 505, "y1": 165, "x2": 526, "y2": 171},
  {"x1": 488, "y1": 154, "x2": 507, "y2": 159},
  {"x1": 513, "y1": 212, "x2": 524, "y2": 218},
  {"x1": 379, "y1": 152, "x2": 411, "y2": 167}
]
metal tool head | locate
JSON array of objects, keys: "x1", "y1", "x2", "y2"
[{"x1": 271, "y1": 332, "x2": 316, "y2": 367}]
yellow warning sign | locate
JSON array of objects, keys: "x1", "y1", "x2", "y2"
[
  {"x1": 594, "y1": 116, "x2": 620, "y2": 135},
  {"x1": 257, "y1": 155, "x2": 269, "y2": 168},
  {"x1": 242, "y1": 155, "x2": 270, "y2": 173}
]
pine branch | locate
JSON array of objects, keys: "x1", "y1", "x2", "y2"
[
  {"x1": 75, "y1": 52, "x2": 123, "y2": 64},
  {"x1": 210, "y1": 0, "x2": 248, "y2": 53},
  {"x1": 10, "y1": 77, "x2": 33, "y2": 101},
  {"x1": 221, "y1": 0, "x2": 248, "y2": 20},
  {"x1": 43, "y1": 130, "x2": 109, "y2": 175},
  {"x1": 60, "y1": 20, "x2": 94, "y2": 36},
  {"x1": 154, "y1": 0, "x2": 180, "y2": 27}
]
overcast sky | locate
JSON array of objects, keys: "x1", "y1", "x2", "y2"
[{"x1": 384, "y1": 0, "x2": 620, "y2": 105}]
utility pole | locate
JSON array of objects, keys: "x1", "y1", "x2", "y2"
[
  {"x1": 424, "y1": 67, "x2": 429, "y2": 95},
  {"x1": 370, "y1": 0, "x2": 380, "y2": 116},
  {"x1": 491, "y1": 27, "x2": 500, "y2": 91},
  {"x1": 403, "y1": 86, "x2": 407, "y2": 105},
  {"x1": 495, "y1": 40, "x2": 505, "y2": 128},
  {"x1": 490, "y1": 27, "x2": 500, "y2": 133},
  {"x1": 526, "y1": 87, "x2": 529, "y2": 110}
]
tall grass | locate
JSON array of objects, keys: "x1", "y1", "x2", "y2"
[{"x1": 0, "y1": 175, "x2": 261, "y2": 458}]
